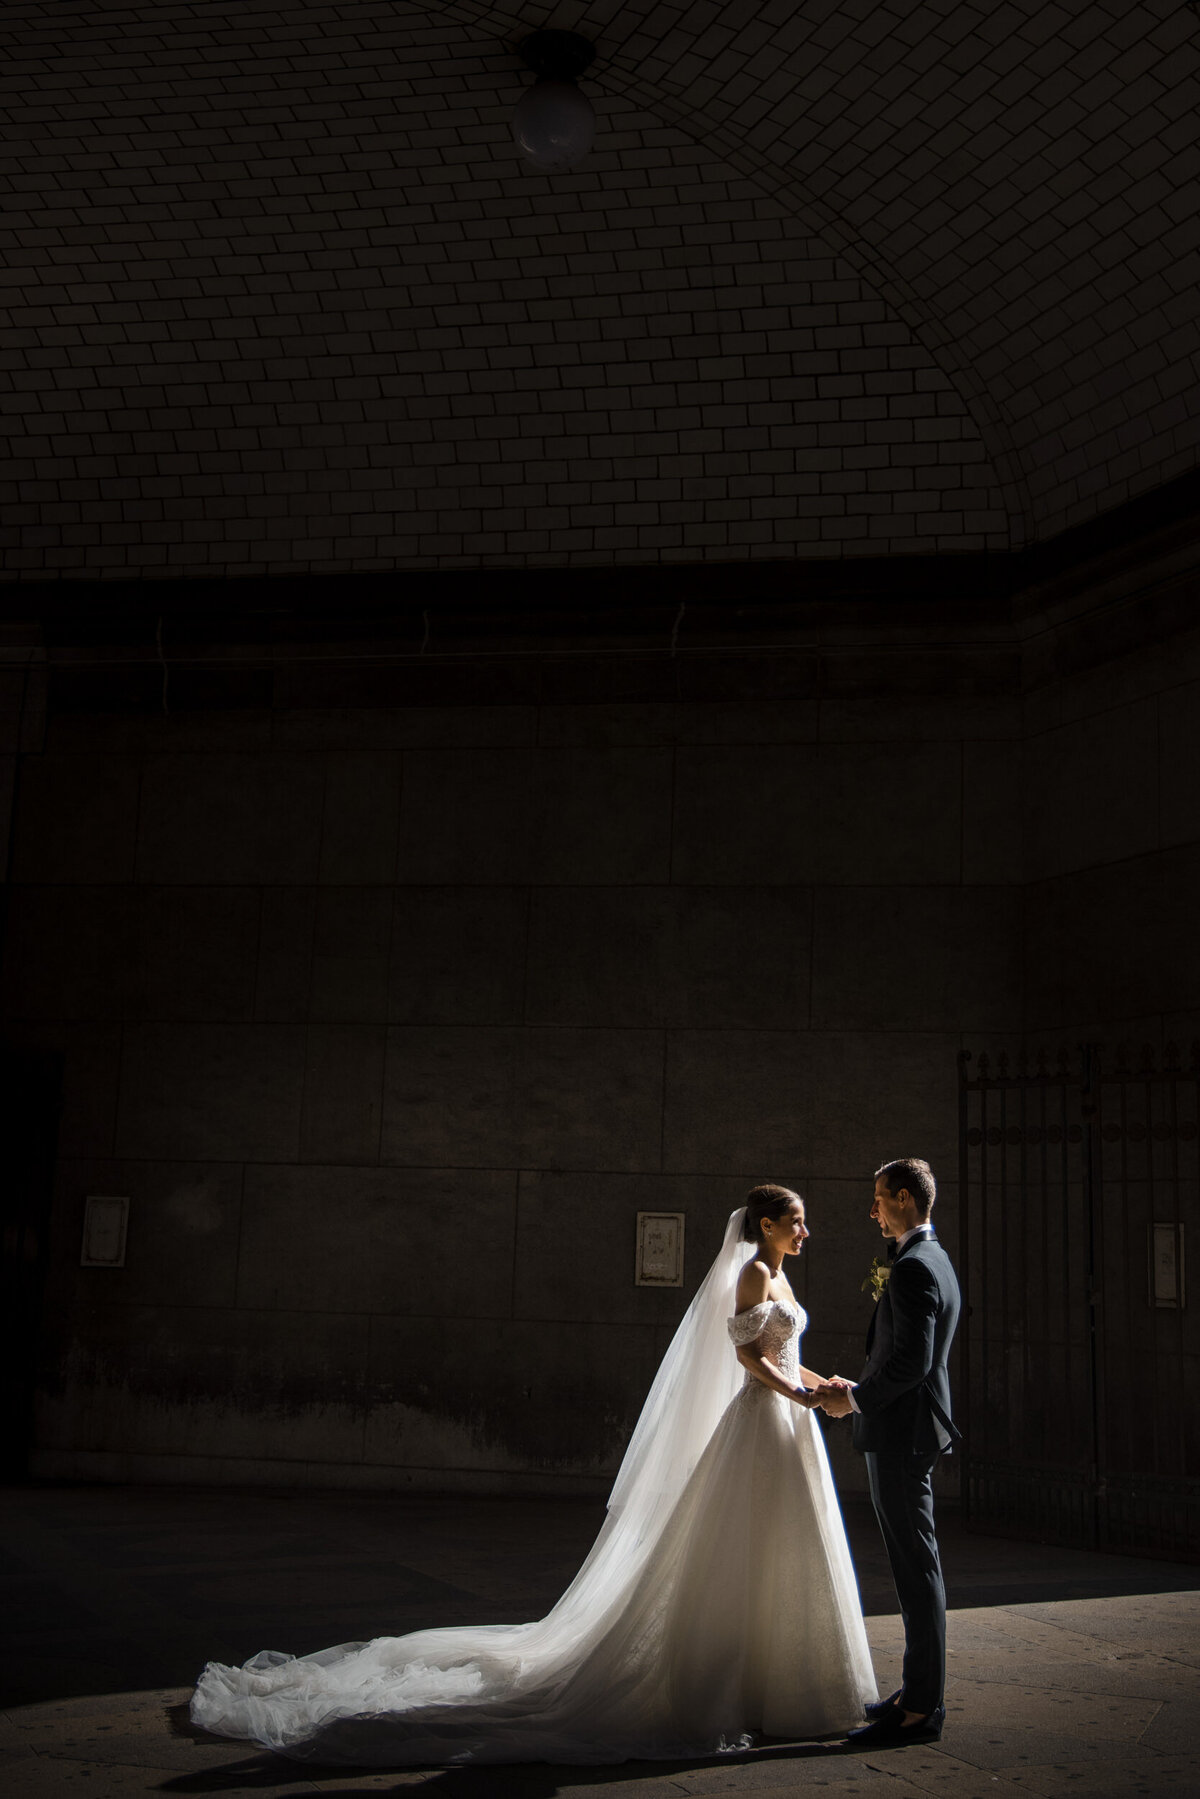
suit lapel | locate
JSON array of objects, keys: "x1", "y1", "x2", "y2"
[
  {"x1": 866, "y1": 1231, "x2": 933, "y2": 1351},
  {"x1": 865, "y1": 1275, "x2": 890, "y2": 1351}
]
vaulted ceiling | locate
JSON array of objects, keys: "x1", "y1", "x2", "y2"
[
  {"x1": 2, "y1": 0, "x2": 1196, "y2": 580},
  {"x1": 502, "y1": 0, "x2": 1200, "y2": 541}
]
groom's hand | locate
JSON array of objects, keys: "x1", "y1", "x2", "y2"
[{"x1": 812, "y1": 1382, "x2": 854, "y2": 1418}]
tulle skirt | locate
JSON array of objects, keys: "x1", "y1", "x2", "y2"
[{"x1": 191, "y1": 1384, "x2": 876, "y2": 1766}]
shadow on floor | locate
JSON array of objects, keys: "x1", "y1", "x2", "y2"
[
  {"x1": 155, "y1": 1722, "x2": 864, "y2": 1797},
  {"x1": 1, "y1": 1483, "x2": 1197, "y2": 1715}
]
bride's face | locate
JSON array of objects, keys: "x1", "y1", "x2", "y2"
[{"x1": 768, "y1": 1198, "x2": 808, "y2": 1258}]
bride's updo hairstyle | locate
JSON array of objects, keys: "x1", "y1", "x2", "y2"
[{"x1": 742, "y1": 1183, "x2": 800, "y2": 1243}]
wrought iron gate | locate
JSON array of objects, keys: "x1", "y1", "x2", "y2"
[{"x1": 959, "y1": 1044, "x2": 1199, "y2": 1562}]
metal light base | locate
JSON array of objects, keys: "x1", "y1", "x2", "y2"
[{"x1": 516, "y1": 29, "x2": 596, "y2": 81}]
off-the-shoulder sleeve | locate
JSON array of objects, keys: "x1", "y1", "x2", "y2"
[{"x1": 727, "y1": 1302, "x2": 772, "y2": 1346}]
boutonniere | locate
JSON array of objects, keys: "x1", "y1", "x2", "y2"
[{"x1": 861, "y1": 1256, "x2": 891, "y2": 1302}]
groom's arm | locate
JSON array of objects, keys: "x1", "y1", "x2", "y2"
[{"x1": 850, "y1": 1260, "x2": 940, "y2": 1418}]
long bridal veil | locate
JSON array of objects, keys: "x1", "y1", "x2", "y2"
[
  {"x1": 191, "y1": 1209, "x2": 871, "y2": 1764},
  {"x1": 606, "y1": 1206, "x2": 749, "y2": 1525}
]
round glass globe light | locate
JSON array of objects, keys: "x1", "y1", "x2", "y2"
[{"x1": 512, "y1": 78, "x2": 595, "y2": 171}]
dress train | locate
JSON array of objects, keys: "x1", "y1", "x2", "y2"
[{"x1": 192, "y1": 1231, "x2": 876, "y2": 1764}]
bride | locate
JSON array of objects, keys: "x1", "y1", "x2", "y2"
[{"x1": 191, "y1": 1185, "x2": 877, "y2": 1764}]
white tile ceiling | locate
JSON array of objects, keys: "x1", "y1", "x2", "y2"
[{"x1": 1, "y1": 0, "x2": 1195, "y2": 578}]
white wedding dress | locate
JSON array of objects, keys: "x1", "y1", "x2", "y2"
[{"x1": 191, "y1": 1214, "x2": 876, "y2": 1765}]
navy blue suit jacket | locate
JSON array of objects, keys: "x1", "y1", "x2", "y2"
[{"x1": 851, "y1": 1232, "x2": 961, "y2": 1456}]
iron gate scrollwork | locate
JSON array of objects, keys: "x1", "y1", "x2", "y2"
[{"x1": 959, "y1": 1043, "x2": 1199, "y2": 1562}]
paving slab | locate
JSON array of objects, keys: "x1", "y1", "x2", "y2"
[
  {"x1": 0, "y1": 1751, "x2": 321, "y2": 1795},
  {"x1": 854, "y1": 1751, "x2": 1033, "y2": 1798},
  {"x1": 1004, "y1": 1753, "x2": 1200, "y2": 1796},
  {"x1": 1006, "y1": 1591, "x2": 1200, "y2": 1667},
  {"x1": 306, "y1": 1775, "x2": 437, "y2": 1793},
  {"x1": 941, "y1": 1603, "x2": 1194, "y2": 1679},
  {"x1": 674, "y1": 1778, "x2": 935, "y2": 1798},
  {"x1": 3, "y1": 1689, "x2": 256, "y2": 1774},
  {"x1": 1137, "y1": 1699, "x2": 1198, "y2": 1755}
]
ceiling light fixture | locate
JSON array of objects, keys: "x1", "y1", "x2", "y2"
[{"x1": 512, "y1": 30, "x2": 596, "y2": 172}]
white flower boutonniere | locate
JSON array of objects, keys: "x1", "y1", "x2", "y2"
[{"x1": 861, "y1": 1255, "x2": 891, "y2": 1303}]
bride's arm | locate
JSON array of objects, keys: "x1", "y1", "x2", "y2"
[
  {"x1": 794, "y1": 1362, "x2": 849, "y2": 1390},
  {"x1": 735, "y1": 1341, "x2": 817, "y2": 1405}
]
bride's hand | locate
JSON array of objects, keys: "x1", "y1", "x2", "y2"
[{"x1": 810, "y1": 1382, "x2": 854, "y2": 1418}]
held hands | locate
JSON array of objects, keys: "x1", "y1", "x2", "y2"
[{"x1": 808, "y1": 1376, "x2": 854, "y2": 1418}]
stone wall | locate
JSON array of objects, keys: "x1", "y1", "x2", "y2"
[
  {"x1": 1019, "y1": 603, "x2": 1200, "y2": 1049},
  {"x1": 4, "y1": 534, "x2": 1198, "y2": 1500},
  {"x1": 0, "y1": 597, "x2": 1017, "y2": 1498}
]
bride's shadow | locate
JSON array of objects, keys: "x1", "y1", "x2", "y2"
[
  {"x1": 159, "y1": 1705, "x2": 857, "y2": 1795},
  {"x1": 413, "y1": 1738, "x2": 859, "y2": 1797}
]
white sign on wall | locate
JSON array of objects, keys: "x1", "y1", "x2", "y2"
[
  {"x1": 1149, "y1": 1222, "x2": 1185, "y2": 1308},
  {"x1": 81, "y1": 1195, "x2": 130, "y2": 1267},
  {"x1": 635, "y1": 1211, "x2": 685, "y2": 1287}
]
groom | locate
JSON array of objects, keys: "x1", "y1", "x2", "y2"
[{"x1": 814, "y1": 1157, "x2": 961, "y2": 1746}]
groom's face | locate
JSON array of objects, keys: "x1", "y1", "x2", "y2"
[{"x1": 871, "y1": 1176, "x2": 910, "y2": 1238}]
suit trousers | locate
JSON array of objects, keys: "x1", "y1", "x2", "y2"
[{"x1": 864, "y1": 1449, "x2": 946, "y2": 1715}]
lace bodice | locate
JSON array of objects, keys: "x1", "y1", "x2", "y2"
[{"x1": 726, "y1": 1298, "x2": 807, "y2": 1390}]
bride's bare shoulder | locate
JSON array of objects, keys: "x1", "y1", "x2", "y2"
[{"x1": 735, "y1": 1255, "x2": 771, "y2": 1312}]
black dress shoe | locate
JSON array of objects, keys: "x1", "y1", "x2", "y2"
[
  {"x1": 846, "y1": 1703, "x2": 945, "y2": 1747},
  {"x1": 863, "y1": 1688, "x2": 902, "y2": 1720}
]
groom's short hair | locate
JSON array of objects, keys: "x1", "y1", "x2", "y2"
[{"x1": 875, "y1": 1157, "x2": 936, "y2": 1218}]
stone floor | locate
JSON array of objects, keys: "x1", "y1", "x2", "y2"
[{"x1": 1, "y1": 1483, "x2": 1197, "y2": 1798}]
